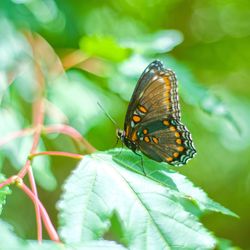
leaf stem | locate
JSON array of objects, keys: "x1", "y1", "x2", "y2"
[
  {"x1": 44, "y1": 124, "x2": 96, "y2": 153},
  {"x1": 29, "y1": 151, "x2": 83, "y2": 160},
  {"x1": 19, "y1": 183, "x2": 60, "y2": 243},
  {"x1": 0, "y1": 128, "x2": 35, "y2": 148}
]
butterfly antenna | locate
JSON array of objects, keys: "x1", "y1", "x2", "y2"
[{"x1": 97, "y1": 102, "x2": 119, "y2": 129}]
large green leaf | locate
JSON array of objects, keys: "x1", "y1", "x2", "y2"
[
  {"x1": 58, "y1": 152, "x2": 216, "y2": 249},
  {"x1": 0, "y1": 175, "x2": 11, "y2": 216},
  {"x1": 111, "y1": 149, "x2": 238, "y2": 218},
  {"x1": 0, "y1": 219, "x2": 127, "y2": 250}
]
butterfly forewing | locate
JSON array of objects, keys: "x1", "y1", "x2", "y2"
[{"x1": 123, "y1": 60, "x2": 196, "y2": 166}]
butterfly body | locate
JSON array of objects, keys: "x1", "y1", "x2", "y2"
[{"x1": 118, "y1": 60, "x2": 196, "y2": 166}]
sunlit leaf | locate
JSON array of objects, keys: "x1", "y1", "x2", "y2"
[
  {"x1": 111, "y1": 149, "x2": 238, "y2": 218},
  {"x1": 0, "y1": 175, "x2": 11, "y2": 216},
  {"x1": 58, "y1": 152, "x2": 216, "y2": 249},
  {"x1": 80, "y1": 35, "x2": 131, "y2": 62},
  {"x1": 215, "y1": 237, "x2": 242, "y2": 250},
  {"x1": 121, "y1": 30, "x2": 183, "y2": 54}
]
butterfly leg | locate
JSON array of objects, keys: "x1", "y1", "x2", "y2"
[
  {"x1": 134, "y1": 152, "x2": 146, "y2": 176},
  {"x1": 114, "y1": 142, "x2": 124, "y2": 157}
]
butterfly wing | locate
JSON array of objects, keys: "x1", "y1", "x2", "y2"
[
  {"x1": 137, "y1": 119, "x2": 196, "y2": 165},
  {"x1": 124, "y1": 60, "x2": 196, "y2": 165}
]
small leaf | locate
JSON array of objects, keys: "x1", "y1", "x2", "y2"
[
  {"x1": 80, "y1": 35, "x2": 131, "y2": 62},
  {"x1": 121, "y1": 30, "x2": 183, "y2": 54},
  {"x1": 58, "y1": 152, "x2": 216, "y2": 249},
  {"x1": 0, "y1": 175, "x2": 11, "y2": 216},
  {"x1": 215, "y1": 237, "x2": 242, "y2": 250}
]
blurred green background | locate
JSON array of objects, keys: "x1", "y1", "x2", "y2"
[{"x1": 0, "y1": 0, "x2": 249, "y2": 249}]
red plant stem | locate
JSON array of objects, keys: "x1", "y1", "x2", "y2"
[
  {"x1": 0, "y1": 128, "x2": 34, "y2": 148},
  {"x1": 28, "y1": 168, "x2": 42, "y2": 242},
  {"x1": 30, "y1": 151, "x2": 83, "y2": 160},
  {"x1": 19, "y1": 183, "x2": 60, "y2": 243},
  {"x1": 17, "y1": 37, "x2": 46, "y2": 242},
  {"x1": 44, "y1": 124, "x2": 96, "y2": 153},
  {"x1": 0, "y1": 176, "x2": 17, "y2": 189}
]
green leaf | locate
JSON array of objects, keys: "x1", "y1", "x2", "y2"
[
  {"x1": 111, "y1": 149, "x2": 238, "y2": 218},
  {"x1": 48, "y1": 70, "x2": 116, "y2": 134},
  {"x1": 58, "y1": 152, "x2": 216, "y2": 249},
  {"x1": 0, "y1": 175, "x2": 11, "y2": 216},
  {"x1": 215, "y1": 237, "x2": 242, "y2": 250},
  {"x1": 80, "y1": 35, "x2": 131, "y2": 62},
  {"x1": 121, "y1": 30, "x2": 183, "y2": 54}
]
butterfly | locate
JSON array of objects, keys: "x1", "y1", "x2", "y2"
[{"x1": 117, "y1": 60, "x2": 196, "y2": 166}]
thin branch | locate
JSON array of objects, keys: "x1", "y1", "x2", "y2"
[
  {"x1": 19, "y1": 183, "x2": 60, "y2": 243},
  {"x1": 0, "y1": 176, "x2": 18, "y2": 189},
  {"x1": 0, "y1": 128, "x2": 34, "y2": 148},
  {"x1": 29, "y1": 151, "x2": 83, "y2": 160},
  {"x1": 18, "y1": 32, "x2": 46, "y2": 242},
  {"x1": 28, "y1": 169, "x2": 42, "y2": 242},
  {"x1": 44, "y1": 124, "x2": 96, "y2": 153}
]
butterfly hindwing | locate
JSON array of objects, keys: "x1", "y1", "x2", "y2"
[{"x1": 137, "y1": 119, "x2": 196, "y2": 165}]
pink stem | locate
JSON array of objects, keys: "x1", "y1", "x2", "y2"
[
  {"x1": 19, "y1": 183, "x2": 60, "y2": 242},
  {"x1": 28, "y1": 168, "x2": 42, "y2": 242},
  {"x1": 0, "y1": 176, "x2": 16, "y2": 189},
  {"x1": 30, "y1": 151, "x2": 83, "y2": 160},
  {"x1": 0, "y1": 128, "x2": 34, "y2": 148},
  {"x1": 44, "y1": 124, "x2": 96, "y2": 153}
]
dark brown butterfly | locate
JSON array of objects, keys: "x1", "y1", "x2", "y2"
[{"x1": 117, "y1": 60, "x2": 196, "y2": 166}]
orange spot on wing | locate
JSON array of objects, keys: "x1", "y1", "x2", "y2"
[
  {"x1": 173, "y1": 152, "x2": 179, "y2": 158},
  {"x1": 152, "y1": 137, "x2": 159, "y2": 144},
  {"x1": 133, "y1": 115, "x2": 141, "y2": 123},
  {"x1": 125, "y1": 126, "x2": 130, "y2": 136},
  {"x1": 143, "y1": 129, "x2": 148, "y2": 134},
  {"x1": 138, "y1": 105, "x2": 147, "y2": 113},
  {"x1": 175, "y1": 132, "x2": 180, "y2": 137},
  {"x1": 131, "y1": 131, "x2": 137, "y2": 141},
  {"x1": 163, "y1": 76, "x2": 171, "y2": 111},
  {"x1": 163, "y1": 76, "x2": 171, "y2": 91},
  {"x1": 163, "y1": 120, "x2": 169, "y2": 126},
  {"x1": 144, "y1": 136, "x2": 150, "y2": 142},
  {"x1": 177, "y1": 146, "x2": 184, "y2": 152},
  {"x1": 166, "y1": 157, "x2": 173, "y2": 162},
  {"x1": 170, "y1": 126, "x2": 176, "y2": 131},
  {"x1": 176, "y1": 139, "x2": 182, "y2": 144}
]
